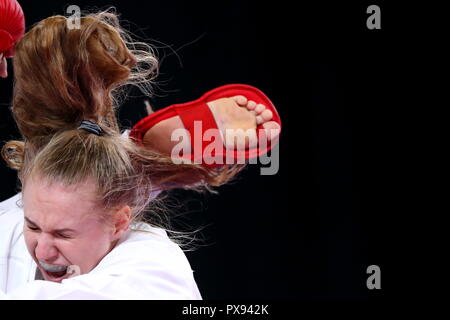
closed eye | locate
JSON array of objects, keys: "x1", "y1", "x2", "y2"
[
  {"x1": 56, "y1": 232, "x2": 73, "y2": 239},
  {"x1": 27, "y1": 225, "x2": 40, "y2": 231}
]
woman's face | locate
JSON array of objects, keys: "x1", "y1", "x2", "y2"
[{"x1": 22, "y1": 177, "x2": 120, "y2": 282}]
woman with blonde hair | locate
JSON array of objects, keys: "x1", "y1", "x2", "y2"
[{"x1": 0, "y1": 9, "x2": 281, "y2": 299}]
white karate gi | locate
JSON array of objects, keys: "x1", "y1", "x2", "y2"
[{"x1": 0, "y1": 193, "x2": 202, "y2": 300}]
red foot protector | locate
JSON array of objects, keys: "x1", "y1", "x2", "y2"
[
  {"x1": 130, "y1": 84, "x2": 282, "y2": 168},
  {"x1": 0, "y1": 0, "x2": 25, "y2": 57}
]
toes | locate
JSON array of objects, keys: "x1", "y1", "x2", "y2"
[
  {"x1": 262, "y1": 121, "x2": 280, "y2": 131},
  {"x1": 255, "y1": 104, "x2": 265, "y2": 114},
  {"x1": 261, "y1": 109, "x2": 273, "y2": 121},
  {"x1": 256, "y1": 115, "x2": 264, "y2": 125},
  {"x1": 256, "y1": 109, "x2": 273, "y2": 125},
  {"x1": 259, "y1": 121, "x2": 281, "y2": 144},
  {"x1": 246, "y1": 100, "x2": 257, "y2": 110},
  {"x1": 232, "y1": 95, "x2": 248, "y2": 106}
]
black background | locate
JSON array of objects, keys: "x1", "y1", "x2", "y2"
[{"x1": 0, "y1": 0, "x2": 398, "y2": 300}]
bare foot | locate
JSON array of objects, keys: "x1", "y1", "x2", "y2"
[
  {"x1": 142, "y1": 96, "x2": 281, "y2": 156},
  {"x1": 207, "y1": 96, "x2": 281, "y2": 150}
]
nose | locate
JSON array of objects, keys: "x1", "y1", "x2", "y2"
[{"x1": 35, "y1": 233, "x2": 59, "y2": 262}]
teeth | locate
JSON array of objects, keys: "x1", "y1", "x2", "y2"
[
  {"x1": 67, "y1": 265, "x2": 81, "y2": 277},
  {"x1": 39, "y1": 261, "x2": 68, "y2": 273}
]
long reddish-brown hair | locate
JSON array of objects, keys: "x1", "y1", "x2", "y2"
[{"x1": 2, "y1": 10, "x2": 243, "y2": 235}]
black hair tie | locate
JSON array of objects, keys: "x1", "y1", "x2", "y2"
[{"x1": 78, "y1": 120, "x2": 103, "y2": 136}]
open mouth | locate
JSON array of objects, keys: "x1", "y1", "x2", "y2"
[
  {"x1": 39, "y1": 262, "x2": 70, "y2": 282},
  {"x1": 41, "y1": 268, "x2": 70, "y2": 282}
]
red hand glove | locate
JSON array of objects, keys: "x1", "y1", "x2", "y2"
[{"x1": 0, "y1": 0, "x2": 25, "y2": 57}]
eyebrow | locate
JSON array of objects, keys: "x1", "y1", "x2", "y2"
[{"x1": 25, "y1": 217, "x2": 76, "y2": 233}]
